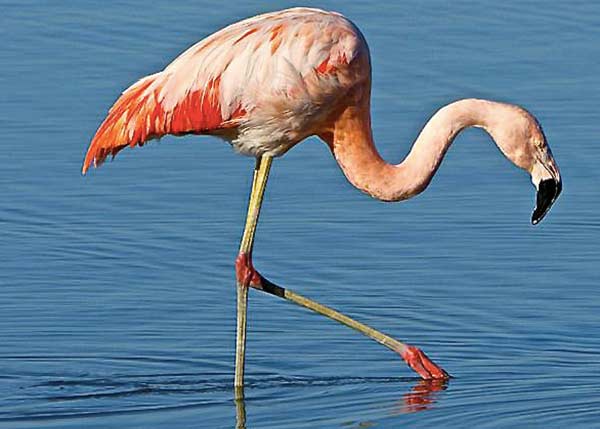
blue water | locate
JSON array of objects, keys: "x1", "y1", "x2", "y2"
[{"x1": 2, "y1": 1, "x2": 600, "y2": 428}]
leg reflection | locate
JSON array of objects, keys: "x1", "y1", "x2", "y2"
[
  {"x1": 397, "y1": 379, "x2": 449, "y2": 414},
  {"x1": 233, "y1": 377, "x2": 448, "y2": 427},
  {"x1": 235, "y1": 387, "x2": 247, "y2": 429}
]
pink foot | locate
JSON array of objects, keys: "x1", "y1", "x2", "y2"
[
  {"x1": 235, "y1": 252, "x2": 262, "y2": 288},
  {"x1": 401, "y1": 345, "x2": 450, "y2": 380}
]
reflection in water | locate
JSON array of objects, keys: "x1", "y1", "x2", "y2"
[
  {"x1": 235, "y1": 397, "x2": 247, "y2": 429},
  {"x1": 397, "y1": 379, "x2": 449, "y2": 414},
  {"x1": 235, "y1": 387, "x2": 246, "y2": 429},
  {"x1": 234, "y1": 378, "x2": 449, "y2": 428}
]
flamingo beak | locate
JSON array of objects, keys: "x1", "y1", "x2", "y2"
[{"x1": 531, "y1": 178, "x2": 562, "y2": 225}]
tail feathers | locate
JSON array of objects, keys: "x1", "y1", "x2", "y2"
[
  {"x1": 82, "y1": 75, "x2": 160, "y2": 174},
  {"x1": 81, "y1": 72, "x2": 237, "y2": 174}
]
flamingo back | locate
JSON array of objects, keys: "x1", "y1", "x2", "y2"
[{"x1": 82, "y1": 7, "x2": 370, "y2": 174}]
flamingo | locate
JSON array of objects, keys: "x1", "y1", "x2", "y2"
[{"x1": 82, "y1": 8, "x2": 562, "y2": 388}]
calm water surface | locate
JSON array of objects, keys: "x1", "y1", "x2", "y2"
[{"x1": 2, "y1": 1, "x2": 600, "y2": 428}]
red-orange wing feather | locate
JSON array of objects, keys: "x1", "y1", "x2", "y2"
[{"x1": 81, "y1": 70, "x2": 234, "y2": 174}]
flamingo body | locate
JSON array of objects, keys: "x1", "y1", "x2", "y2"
[{"x1": 82, "y1": 8, "x2": 367, "y2": 172}]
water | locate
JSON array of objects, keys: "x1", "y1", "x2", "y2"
[{"x1": 2, "y1": 1, "x2": 599, "y2": 427}]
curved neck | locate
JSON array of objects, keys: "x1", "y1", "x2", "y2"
[{"x1": 329, "y1": 97, "x2": 505, "y2": 201}]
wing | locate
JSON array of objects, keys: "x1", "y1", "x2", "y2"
[{"x1": 82, "y1": 8, "x2": 366, "y2": 173}]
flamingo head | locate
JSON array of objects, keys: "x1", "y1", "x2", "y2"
[
  {"x1": 488, "y1": 105, "x2": 562, "y2": 225},
  {"x1": 521, "y1": 119, "x2": 562, "y2": 225},
  {"x1": 530, "y1": 142, "x2": 562, "y2": 225}
]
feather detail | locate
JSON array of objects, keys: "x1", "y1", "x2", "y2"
[{"x1": 82, "y1": 72, "x2": 241, "y2": 174}]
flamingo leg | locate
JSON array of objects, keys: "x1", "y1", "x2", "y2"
[
  {"x1": 234, "y1": 154, "x2": 273, "y2": 393},
  {"x1": 232, "y1": 154, "x2": 448, "y2": 382},
  {"x1": 254, "y1": 277, "x2": 450, "y2": 380}
]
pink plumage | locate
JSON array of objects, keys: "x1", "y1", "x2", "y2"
[{"x1": 82, "y1": 8, "x2": 364, "y2": 173}]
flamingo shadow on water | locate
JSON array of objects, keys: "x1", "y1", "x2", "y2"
[{"x1": 81, "y1": 8, "x2": 562, "y2": 396}]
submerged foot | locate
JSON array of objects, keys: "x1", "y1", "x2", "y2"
[{"x1": 400, "y1": 345, "x2": 450, "y2": 380}]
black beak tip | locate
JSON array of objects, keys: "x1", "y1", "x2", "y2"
[{"x1": 531, "y1": 178, "x2": 562, "y2": 225}]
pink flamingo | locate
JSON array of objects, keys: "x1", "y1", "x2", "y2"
[{"x1": 82, "y1": 8, "x2": 562, "y2": 387}]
